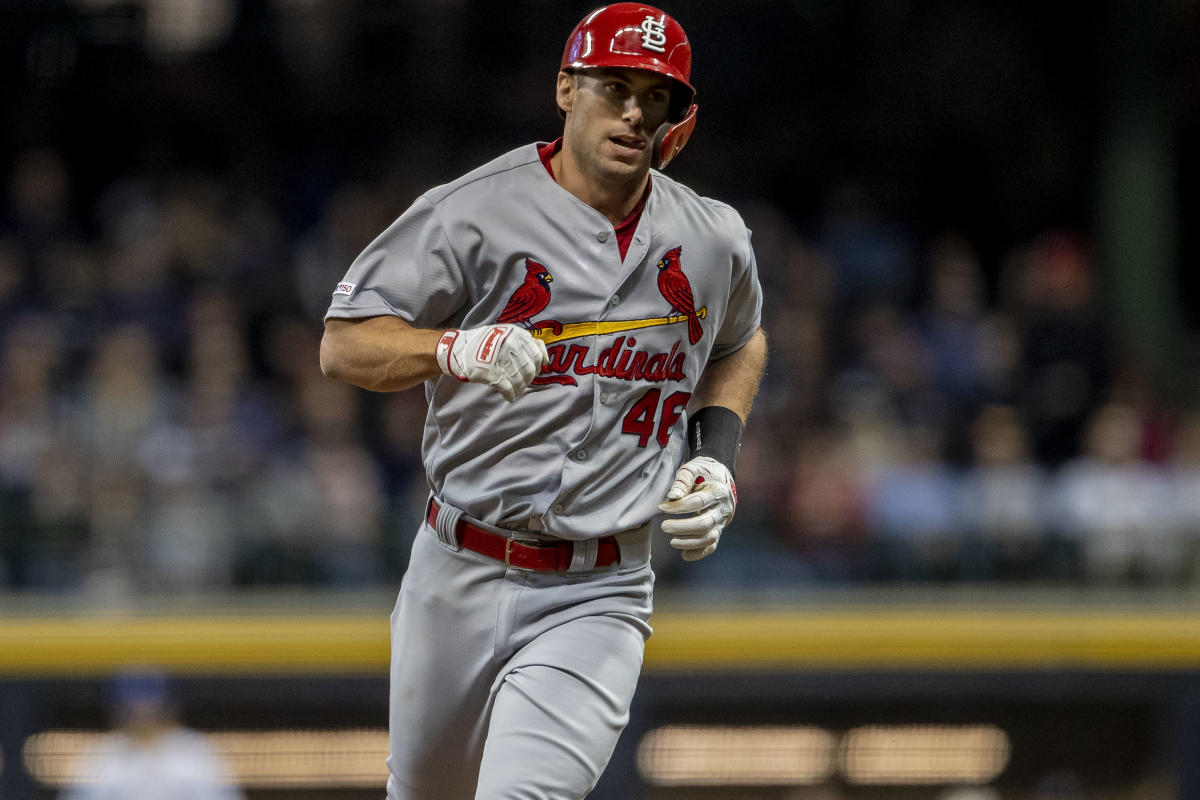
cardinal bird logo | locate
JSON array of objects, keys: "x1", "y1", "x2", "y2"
[
  {"x1": 497, "y1": 258, "x2": 553, "y2": 327},
  {"x1": 655, "y1": 246, "x2": 702, "y2": 344}
]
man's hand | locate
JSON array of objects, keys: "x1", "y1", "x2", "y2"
[
  {"x1": 437, "y1": 325, "x2": 549, "y2": 402},
  {"x1": 657, "y1": 456, "x2": 737, "y2": 561}
]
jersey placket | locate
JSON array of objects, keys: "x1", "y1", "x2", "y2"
[{"x1": 538, "y1": 221, "x2": 652, "y2": 533}]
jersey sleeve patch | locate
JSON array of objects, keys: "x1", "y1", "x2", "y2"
[{"x1": 333, "y1": 282, "x2": 356, "y2": 296}]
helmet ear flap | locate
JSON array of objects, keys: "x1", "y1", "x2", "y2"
[{"x1": 652, "y1": 103, "x2": 697, "y2": 170}]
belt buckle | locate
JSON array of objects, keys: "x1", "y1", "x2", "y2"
[{"x1": 503, "y1": 534, "x2": 543, "y2": 569}]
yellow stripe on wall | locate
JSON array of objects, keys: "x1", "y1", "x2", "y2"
[
  {"x1": 642, "y1": 608, "x2": 1200, "y2": 671},
  {"x1": 0, "y1": 616, "x2": 390, "y2": 676},
  {"x1": 3, "y1": 607, "x2": 1200, "y2": 676}
]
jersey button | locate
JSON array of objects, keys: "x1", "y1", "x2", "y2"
[
  {"x1": 599, "y1": 392, "x2": 610, "y2": 404},
  {"x1": 596, "y1": 230, "x2": 610, "y2": 243},
  {"x1": 553, "y1": 504, "x2": 564, "y2": 514},
  {"x1": 574, "y1": 449, "x2": 587, "y2": 461},
  {"x1": 609, "y1": 295, "x2": 620, "y2": 307}
]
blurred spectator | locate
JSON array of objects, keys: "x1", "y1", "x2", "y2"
[
  {"x1": 239, "y1": 373, "x2": 386, "y2": 586},
  {"x1": 1004, "y1": 232, "x2": 1112, "y2": 467},
  {"x1": 0, "y1": 315, "x2": 64, "y2": 488},
  {"x1": 1050, "y1": 402, "x2": 1179, "y2": 584},
  {"x1": 917, "y1": 232, "x2": 990, "y2": 415},
  {"x1": 83, "y1": 323, "x2": 163, "y2": 470},
  {"x1": 843, "y1": 302, "x2": 947, "y2": 434},
  {"x1": 8, "y1": 148, "x2": 77, "y2": 266},
  {"x1": 959, "y1": 405, "x2": 1051, "y2": 580},
  {"x1": 865, "y1": 424, "x2": 962, "y2": 581},
  {"x1": 59, "y1": 668, "x2": 245, "y2": 800},
  {"x1": 1166, "y1": 411, "x2": 1200, "y2": 581},
  {"x1": 782, "y1": 429, "x2": 870, "y2": 582},
  {"x1": 0, "y1": 314, "x2": 74, "y2": 586},
  {"x1": 973, "y1": 311, "x2": 1025, "y2": 407},
  {"x1": 93, "y1": 179, "x2": 186, "y2": 345}
]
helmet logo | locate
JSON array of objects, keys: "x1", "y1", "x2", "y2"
[{"x1": 639, "y1": 14, "x2": 668, "y2": 53}]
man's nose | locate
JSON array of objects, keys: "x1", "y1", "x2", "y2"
[{"x1": 621, "y1": 97, "x2": 644, "y2": 126}]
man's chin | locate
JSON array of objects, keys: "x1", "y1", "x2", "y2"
[{"x1": 599, "y1": 153, "x2": 649, "y2": 181}]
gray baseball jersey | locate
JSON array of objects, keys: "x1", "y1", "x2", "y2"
[{"x1": 326, "y1": 142, "x2": 763, "y2": 540}]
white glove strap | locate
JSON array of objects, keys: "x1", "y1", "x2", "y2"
[{"x1": 436, "y1": 330, "x2": 466, "y2": 380}]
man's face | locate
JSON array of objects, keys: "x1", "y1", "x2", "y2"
[{"x1": 558, "y1": 67, "x2": 675, "y2": 183}]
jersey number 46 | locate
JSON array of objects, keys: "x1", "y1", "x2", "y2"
[{"x1": 622, "y1": 389, "x2": 691, "y2": 448}]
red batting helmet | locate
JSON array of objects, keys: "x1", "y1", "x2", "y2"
[{"x1": 560, "y1": 3, "x2": 698, "y2": 169}]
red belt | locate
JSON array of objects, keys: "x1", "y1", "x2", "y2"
[{"x1": 427, "y1": 500, "x2": 620, "y2": 571}]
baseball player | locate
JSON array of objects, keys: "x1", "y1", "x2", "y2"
[{"x1": 320, "y1": 4, "x2": 767, "y2": 798}]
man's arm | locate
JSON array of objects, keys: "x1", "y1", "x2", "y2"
[
  {"x1": 320, "y1": 315, "x2": 550, "y2": 401},
  {"x1": 690, "y1": 327, "x2": 768, "y2": 422},
  {"x1": 320, "y1": 316, "x2": 443, "y2": 392},
  {"x1": 658, "y1": 328, "x2": 767, "y2": 561}
]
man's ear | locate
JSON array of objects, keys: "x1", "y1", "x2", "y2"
[{"x1": 555, "y1": 71, "x2": 575, "y2": 115}]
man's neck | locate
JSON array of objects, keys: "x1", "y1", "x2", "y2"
[{"x1": 550, "y1": 148, "x2": 649, "y2": 226}]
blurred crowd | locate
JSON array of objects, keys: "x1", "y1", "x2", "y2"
[
  {"x1": 2, "y1": 0, "x2": 1199, "y2": 598},
  {"x1": 694, "y1": 194, "x2": 1200, "y2": 589},
  {"x1": 0, "y1": 145, "x2": 436, "y2": 597},
  {"x1": 2, "y1": 143, "x2": 1199, "y2": 598}
]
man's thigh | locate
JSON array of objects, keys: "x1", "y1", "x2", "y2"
[
  {"x1": 387, "y1": 530, "x2": 507, "y2": 800},
  {"x1": 474, "y1": 613, "x2": 648, "y2": 800}
]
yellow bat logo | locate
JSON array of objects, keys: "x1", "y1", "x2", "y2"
[{"x1": 529, "y1": 307, "x2": 707, "y2": 346}]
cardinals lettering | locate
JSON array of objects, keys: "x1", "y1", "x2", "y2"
[{"x1": 534, "y1": 336, "x2": 688, "y2": 387}]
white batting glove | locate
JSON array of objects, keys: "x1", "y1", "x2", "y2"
[
  {"x1": 436, "y1": 325, "x2": 549, "y2": 402},
  {"x1": 657, "y1": 456, "x2": 737, "y2": 561}
]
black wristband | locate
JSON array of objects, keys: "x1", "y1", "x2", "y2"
[{"x1": 687, "y1": 406, "x2": 744, "y2": 476}]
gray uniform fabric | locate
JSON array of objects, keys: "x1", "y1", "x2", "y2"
[
  {"x1": 387, "y1": 518, "x2": 653, "y2": 800},
  {"x1": 326, "y1": 143, "x2": 762, "y2": 540},
  {"x1": 325, "y1": 142, "x2": 762, "y2": 799}
]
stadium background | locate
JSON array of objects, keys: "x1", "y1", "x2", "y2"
[{"x1": 2, "y1": 0, "x2": 1200, "y2": 797}]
